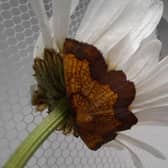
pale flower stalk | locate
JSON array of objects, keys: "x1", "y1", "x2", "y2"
[{"x1": 4, "y1": 0, "x2": 168, "y2": 168}]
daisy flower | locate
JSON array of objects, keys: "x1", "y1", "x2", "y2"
[{"x1": 4, "y1": 0, "x2": 168, "y2": 168}]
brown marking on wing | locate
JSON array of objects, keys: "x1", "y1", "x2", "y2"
[{"x1": 63, "y1": 39, "x2": 137, "y2": 150}]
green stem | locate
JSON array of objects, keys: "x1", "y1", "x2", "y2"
[{"x1": 3, "y1": 98, "x2": 68, "y2": 168}]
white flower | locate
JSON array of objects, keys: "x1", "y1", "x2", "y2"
[{"x1": 31, "y1": 0, "x2": 168, "y2": 167}]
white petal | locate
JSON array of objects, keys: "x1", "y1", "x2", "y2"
[
  {"x1": 122, "y1": 30, "x2": 159, "y2": 73},
  {"x1": 135, "y1": 106, "x2": 168, "y2": 123},
  {"x1": 136, "y1": 56, "x2": 168, "y2": 95},
  {"x1": 132, "y1": 94, "x2": 168, "y2": 109},
  {"x1": 76, "y1": 0, "x2": 131, "y2": 48},
  {"x1": 33, "y1": 33, "x2": 44, "y2": 59},
  {"x1": 138, "y1": 121, "x2": 168, "y2": 127},
  {"x1": 132, "y1": 45, "x2": 161, "y2": 84},
  {"x1": 115, "y1": 140, "x2": 144, "y2": 168},
  {"x1": 107, "y1": 0, "x2": 163, "y2": 70},
  {"x1": 70, "y1": 0, "x2": 79, "y2": 15},
  {"x1": 30, "y1": 0, "x2": 52, "y2": 49},
  {"x1": 117, "y1": 133, "x2": 166, "y2": 160},
  {"x1": 133, "y1": 83, "x2": 168, "y2": 110},
  {"x1": 142, "y1": 30, "x2": 158, "y2": 43},
  {"x1": 33, "y1": 18, "x2": 59, "y2": 59},
  {"x1": 133, "y1": 57, "x2": 168, "y2": 111},
  {"x1": 103, "y1": 141, "x2": 124, "y2": 150},
  {"x1": 121, "y1": 40, "x2": 161, "y2": 82},
  {"x1": 52, "y1": 0, "x2": 72, "y2": 51}
]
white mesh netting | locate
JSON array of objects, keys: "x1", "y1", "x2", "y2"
[{"x1": 0, "y1": 0, "x2": 168, "y2": 168}]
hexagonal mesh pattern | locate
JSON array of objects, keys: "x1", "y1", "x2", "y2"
[
  {"x1": 0, "y1": 0, "x2": 134, "y2": 167},
  {"x1": 0, "y1": 0, "x2": 168, "y2": 168}
]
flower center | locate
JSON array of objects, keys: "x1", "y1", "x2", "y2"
[{"x1": 32, "y1": 38, "x2": 137, "y2": 150}]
